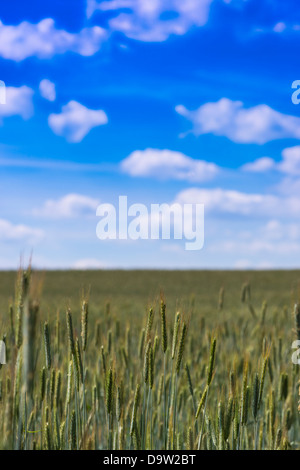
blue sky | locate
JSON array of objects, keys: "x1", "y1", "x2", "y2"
[{"x1": 1, "y1": 0, "x2": 300, "y2": 269}]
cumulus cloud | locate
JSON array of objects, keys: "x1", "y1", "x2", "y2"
[
  {"x1": 241, "y1": 157, "x2": 275, "y2": 172},
  {"x1": 176, "y1": 98, "x2": 300, "y2": 144},
  {"x1": 48, "y1": 101, "x2": 108, "y2": 142},
  {"x1": 241, "y1": 146, "x2": 300, "y2": 176},
  {"x1": 239, "y1": 145, "x2": 300, "y2": 178},
  {"x1": 174, "y1": 187, "x2": 300, "y2": 217},
  {"x1": 33, "y1": 193, "x2": 99, "y2": 218},
  {"x1": 39, "y1": 79, "x2": 56, "y2": 101},
  {"x1": 0, "y1": 18, "x2": 107, "y2": 61},
  {"x1": 120, "y1": 148, "x2": 219, "y2": 182},
  {"x1": 87, "y1": 0, "x2": 213, "y2": 41},
  {"x1": 278, "y1": 146, "x2": 300, "y2": 175},
  {"x1": 0, "y1": 219, "x2": 44, "y2": 243},
  {"x1": 0, "y1": 86, "x2": 34, "y2": 121}
]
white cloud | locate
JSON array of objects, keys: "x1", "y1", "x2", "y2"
[
  {"x1": 0, "y1": 86, "x2": 34, "y2": 121},
  {"x1": 241, "y1": 157, "x2": 275, "y2": 172},
  {"x1": 39, "y1": 79, "x2": 56, "y2": 101},
  {"x1": 175, "y1": 188, "x2": 268, "y2": 215},
  {"x1": 273, "y1": 22, "x2": 286, "y2": 33},
  {"x1": 175, "y1": 187, "x2": 300, "y2": 217},
  {"x1": 176, "y1": 98, "x2": 300, "y2": 144},
  {"x1": 0, "y1": 219, "x2": 44, "y2": 243},
  {"x1": 48, "y1": 101, "x2": 108, "y2": 142},
  {"x1": 72, "y1": 258, "x2": 107, "y2": 269},
  {"x1": 241, "y1": 145, "x2": 300, "y2": 175},
  {"x1": 33, "y1": 193, "x2": 99, "y2": 218},
  {"x1": 87, "y1": 0, "x2": 213, "y2": 41},
  {"x1": 278, "y1": 146, "x2": 300, "y2": 175},
  {"x1": 0, "y1": 18, "x2": 107, "y2": 61},
  {"x1": 121, "y1": 148, "x2": 219, "y2": 182},
  {"x1": 256, "y1": 22, "x2": 300, "y2": 36},
  {"x1": 266, "y1": 146, "x2": 300, "y2": 196}
]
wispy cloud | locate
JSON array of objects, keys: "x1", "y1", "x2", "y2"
[
  {"x1": 175, "y1": 187, "x2": 300, "y2": 218},
  {"x1": 176, "y1": 98, "x2": 300, "y2": 144},
  {"x1": 0, "y1": 219, "x2": 44, "y2": 243},
  {"x1": 0, "y1": 156, "x2": 115, "y2": 172},
  {"x1": 33, "y1": 193, "x2": 99, "y2": 218},
  {"x1": 121, "y1": 148, "x2": 219, "y2": 182},
  {"x1": 48, "y1": 101, "x2": 108, "y2": 142},
  {"x1": 0, "y1": 18, "x2": 107, "y2": 61}
]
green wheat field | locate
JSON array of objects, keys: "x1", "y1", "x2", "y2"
[{"x1": 0, "y1": 269, "x2": 300, "y2": 450}]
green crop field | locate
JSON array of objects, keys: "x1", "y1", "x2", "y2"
[{"x1": 0, "y1": 269, "x2": 300, "y2": 450}]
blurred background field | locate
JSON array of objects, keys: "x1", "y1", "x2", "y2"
[{"x1": 1, "y1": 269, "x2": 299, "y2": 325}]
